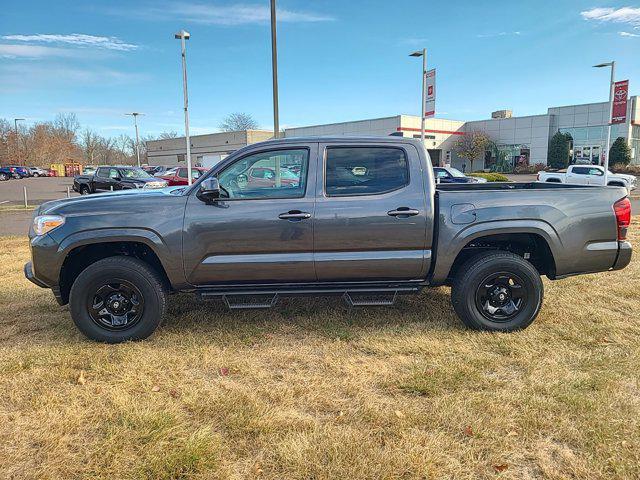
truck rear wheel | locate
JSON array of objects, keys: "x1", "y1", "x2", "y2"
[
  {"x1": 69, "y1": 256, "x2": 167, "y2": 343},
  {"x1": 451, "y1": 251, "x2": 543, "y2": 332}
]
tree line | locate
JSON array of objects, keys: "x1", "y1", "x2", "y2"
[{"x1": 0, "y1": 113, "x2": 177, "y2": 167}]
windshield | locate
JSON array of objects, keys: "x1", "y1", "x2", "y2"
[
  {"x1": 121, "y1": 168, "x2": 153, "y2": 179},
  {"x1": 447, "y1": 167, "x2": 466, "y2": 178}
]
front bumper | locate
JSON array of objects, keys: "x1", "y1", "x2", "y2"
[
  {"x1": 612, "y1": 241, "x2": 633, "y2": 271},
  {"x1": 24, "y1": 261, "x2": 48, "y2": 288}
]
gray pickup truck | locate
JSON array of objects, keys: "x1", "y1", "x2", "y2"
[{"x1": 25, "y1": 137, "x2": 632, "y2": 343}]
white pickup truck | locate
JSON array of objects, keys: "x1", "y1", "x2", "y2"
[{"x1": 537, "y1": 165, "x2": 637, "y2": 192}]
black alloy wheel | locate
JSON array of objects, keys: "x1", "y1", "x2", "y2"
[
  {"x1": 451, "y1": 251, "x2": 543, "y2": 332},
  {"x1": 474, "y1": 272, "x2": 527, "y2": 322},
  {"x1": 88, "y1": 280, "x2": 145, "y2": 331},
  {"x1": 69, "y1": 256, "x2": 166, "y2": 343}
]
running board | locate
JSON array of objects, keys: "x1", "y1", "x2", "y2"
[
  {"x1": 222, "y1": 294, "x2": 279, "y2": 310},
  {"x1": 343, "y1": 291, "x2": 398, "y2": 307}
]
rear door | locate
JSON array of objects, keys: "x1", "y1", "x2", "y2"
[
  {"x1": 313, "y1": 142, "x2": 430, "y2": 281},
  {"x1": 94, "y1": 167, "x2": 111, "y2": 191}
]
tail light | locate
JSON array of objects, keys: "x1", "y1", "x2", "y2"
[{"x1": 613, "y1": 197, "x2": 631, "y2": 241}]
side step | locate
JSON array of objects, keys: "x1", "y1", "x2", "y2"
[
  {"x1": 222, "y1": 294, "x2": 279, "y2": 309},
  {"x1": 343, "y1": 291, "x2": 398, "y2": 307}
]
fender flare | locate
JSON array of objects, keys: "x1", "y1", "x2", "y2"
[
  {"x1": 56, "y1": 227, "x2": 184, "y2": 286},
  {"x1": 430, "y1": 219, "x2": 563, "y2": 285}
]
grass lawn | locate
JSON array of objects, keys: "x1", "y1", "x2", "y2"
[{"x1": 0, "y1": 222, "x2": 638, "y2": 479}]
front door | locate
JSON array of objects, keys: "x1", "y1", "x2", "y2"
[
  {"x1": 182, "y1": 144, "x2": 318, "y2": 286},
  {"x1": 313, "y1": 143, "x2": 430, "y2": 281}
]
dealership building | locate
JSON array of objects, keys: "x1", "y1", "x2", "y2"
[{"x1": 146, "y1": 96, "x2": 640, "y2": 171}]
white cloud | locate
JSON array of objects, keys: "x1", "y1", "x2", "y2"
[
  {"x1": 476, "y1": 31, "x2": 521, "y2": 38},
  {"x1": 581, "y1": 7, "x2": 640, "y2": 27},
  {"x1": 126, "y1": 2, "x2": 333, "y2": 25},
  {"x1": 0, "y1": 44, "x2": 78, "y2": 59},
  {"x1": 1, "y1": 34, "x2": 138, "y2": 51},
  {"x1": 619, "y1": 31, "x2": 640, "y2": 37}
]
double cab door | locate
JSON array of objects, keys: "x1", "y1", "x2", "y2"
[{"x1": 182, "y1": 141, "x2": 431, "y2": 286}]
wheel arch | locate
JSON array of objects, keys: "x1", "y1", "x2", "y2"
[
  {"x1": 56, "y1": 229, "x2": 178, "y2": 305},
  {"x1": 431, "y1": 221, "x2": 561, "y2": 285}
]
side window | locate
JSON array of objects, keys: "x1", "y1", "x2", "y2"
[
  {"x1": 588, "y1": 168, "x2": 603, "y2": 176},
  {"x1": 96, "y1": 167, "x2": 109, "y2": 178},
  {"x1": 572, "y1": 167, "x2": 589, "y2": 175},
  {"x1": 177, "y1": 168, "x2": 188, "y2": 178},
  {"x1": 434, "y1": 168, "x2": 449, "y2": 179},
  {"x1": 325, "y1": 147, "x2": 409, "y2": 196},
  {"x1": 192, "y1": 169, "x2": 203, "y2": 179},
  {"x1": 217, "y1": 149, "x2": 309, "y2": 199},
  {"x1": 109, "y1": 169, "x2": 119, "y2": 179}
]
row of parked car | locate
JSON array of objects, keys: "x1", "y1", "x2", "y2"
[
  {"x1": 0, "y1": 165, "x2": 51, "y2": 181},
  {"x1": 73, "y1": 165, "x2": 210, "y2": 194}
]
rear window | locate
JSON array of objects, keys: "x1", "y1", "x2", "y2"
[{"x1": 325, "y1": 147, "x2": 409, "y2": 196}]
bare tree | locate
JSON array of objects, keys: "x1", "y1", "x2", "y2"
[
  {"x1": 159, "y1": 131, "x2": 178, "y2": 139},
  {"x1": 81, "y1": 129, "x2": 102, "y2": 165},
  {"x1": 219, "y1": 113, "x2": 259, "y2": 132}
]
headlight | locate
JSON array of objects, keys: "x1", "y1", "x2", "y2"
[
  {"x1": 143, "y1": 181, "x2": 168, "y2": 189},
  {"x1": 33, "y1": 215, "x2": 65, "y2": 236}
]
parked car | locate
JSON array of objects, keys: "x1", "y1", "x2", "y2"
[
  {"x1": 28, "y1": 167, "x2": 49, "y2": 177},
  {"x1": 434, "y1": 166, "x2": 487, "y2": 184},
  {"x1": 6, "y1": 165, "x2": 29, "y2": 178},
  {"x1": 72, "y1": 166, "x2": 168, "y2": 194},
  {"x1": 245, "y1": 166, "x2": 300, "y2": 188},
  {"x1": 26, "y1": 137, "x2": 632, "y2": 343},
  {"x1": 159, "y1": 167, "x2": 208, "y2": 186},
  {"x1": 0, "y1": 166, "x2": 13, "y2": 181},
  {"x1": 538, "y1": 165, "x2": 637, "y2": 192},
  {"x1": 143, "y1": 165, "x2": 171, "y2": 176}
]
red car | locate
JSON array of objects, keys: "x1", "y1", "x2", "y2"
[{"x1": 159, "y1": 167, "x2": 208, "y2": 186}]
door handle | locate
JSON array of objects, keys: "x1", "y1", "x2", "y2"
[
  {"x1": 387, "y1": 207, "x2": 420, "y2": 217},
  {"x1": 278, "y1": 210, "x2": 312, "y2": 220}
]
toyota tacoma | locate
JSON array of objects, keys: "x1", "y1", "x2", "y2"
[{"x1": 26, "y1": 137, "x2": 633, "y2": 343}]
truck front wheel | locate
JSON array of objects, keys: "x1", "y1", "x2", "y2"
[
  {"x1": 69, "y1": 257, "x2": 167, "y2": 343},
  {"x1": 451, "y1": 251, "x2": 543, "y2": 331}
]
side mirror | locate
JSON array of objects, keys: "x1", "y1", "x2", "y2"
[{"x1": 197, "y1": 177, "x2": 220, "y2": 202}]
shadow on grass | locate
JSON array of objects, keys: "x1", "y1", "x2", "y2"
[{"x1": 158, "y1": 287, "x2": 462, "y2": 344}]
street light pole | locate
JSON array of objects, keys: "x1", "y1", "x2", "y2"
[
  {"x1": 175, "y1": 30, "x2": 193, "y2": 185},
  {"x1": 409, "y1": 49, "x2": 427, "y2": 142},
  {"x1": 14, "y1": 118, "x2": 25, "y2": 165},
  {"x1": 270, "y1": 0, "x2": 280, "y2": 139},
  {"x1": 125, "y1": 112, "x2": 144, "y2": 167},
  {"x1": 593, "y1": 61, "x2": 616, "y2": 186}
]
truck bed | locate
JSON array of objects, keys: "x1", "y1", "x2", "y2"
[{"x1": 430, "y1": 183, "x2": 629, "y2": 284}]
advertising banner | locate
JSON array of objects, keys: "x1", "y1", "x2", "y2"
[
  {"x1": 425, "y1": 69, "x2": 436, "y2": 118},
  {"x1": 611, "y1": 80, "x2": 629, "y2": 124}
]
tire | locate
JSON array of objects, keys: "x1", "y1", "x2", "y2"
[
  {"x1": 69, "y1": 256, "x2": 167, "y2": 343},
  {"x1": 0, "y1": 173, "x2": 8, "y2": 181},
  {"x1": 80, "y1": 185, "x2": 91, "y2": 195},
  {"x1": 451, "y1": 251, "x2": 543, "y2": 332},
  {"x1": 33, "y1": 173, "x2": 39, "y2": 177}
]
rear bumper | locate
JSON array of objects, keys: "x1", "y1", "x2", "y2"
[{"x1": 612, "y1": 241, "x2": 632, "y2": 271}]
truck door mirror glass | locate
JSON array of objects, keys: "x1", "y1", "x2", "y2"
[{"x1": 197, "y1": 177, "x2": 221, "y2": 202}]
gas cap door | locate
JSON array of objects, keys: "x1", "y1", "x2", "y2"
[{"x1": 451, "y1": 203, "x2": 476, "y2": 225}]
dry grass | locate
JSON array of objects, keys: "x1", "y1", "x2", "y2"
[{"x1": 0, "y1": 222, "x2": 638, "y2": 480}]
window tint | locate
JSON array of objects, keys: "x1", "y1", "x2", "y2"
[
  {"x1": 588, "y1": 168, "x2": 603, "y2": 176},
  {"x1": 109, "y1": 169, "x2": 120, "y2": 179},
  {"x1": 96, "y1": 167, "x2": 109, "y2": 178},
  {"x1": 572, "y1": 167, "x2": 590, "y2": 175},
  {"x1": 434, "y1": 168, "x2": 449, "y2": 178},
  {"x1": 217, "y1": 149, "x2": 309, "y2": 199},
  {"x1": 325, "y1": 147, "x2": 409, "y2": 196},
  {"x1": 177, "y1": 168, "x2": 187, "y2": 178}
]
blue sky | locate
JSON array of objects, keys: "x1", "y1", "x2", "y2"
[{"x1": 1, "y1": 1, "x2": 639, "y2": 138}]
